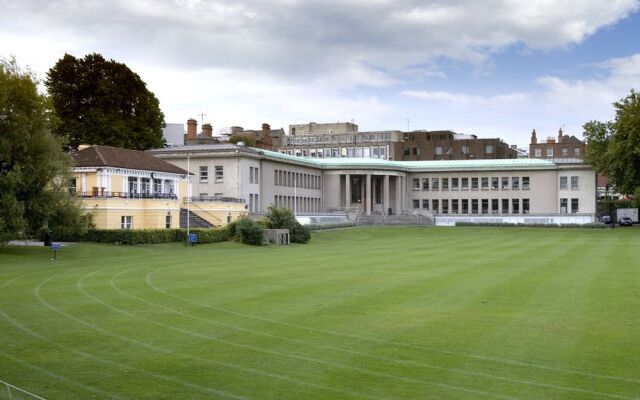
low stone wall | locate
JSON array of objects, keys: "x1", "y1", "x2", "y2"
[{"x1": 435, "y1": 214, "x2": 595, "y2": 226}]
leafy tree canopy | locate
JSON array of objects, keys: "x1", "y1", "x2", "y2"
[
  {"x1": 46, "y1": 53, "x2": 165, "y2": 151},
  {"x1": 584, "y1": 89, "x2": 640, "y2": 195},
  {"x1": 229, "y1": 134, "x2": 256, "y2": 147},
  {"x1": 0, "y1": 57, "x2": 90, "y2": 243}
]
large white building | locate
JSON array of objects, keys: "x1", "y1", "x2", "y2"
[{"x1": 149, "y1": 144, "x2": 597, "y2": 224}]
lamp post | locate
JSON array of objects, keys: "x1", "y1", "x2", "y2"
[{"x1": 187, "y1": 155, "x2": 191, "y2": 242}]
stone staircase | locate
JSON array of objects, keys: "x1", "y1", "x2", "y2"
[
  {"x1": 354, "y1": 210, "x2": 434, "y2": 226},
  {"x1": 180, "y1": 208, "x2": 215, "y2": 228}
]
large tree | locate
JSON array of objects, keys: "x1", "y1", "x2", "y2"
[
  {"x1": 584, "y1": 89, "x2": 640, "y2": 195},
  {"x1": 46, "y1": 53, "x2": 165, "y2": 151},
  {"x1": 0, "y1": 57, "x2": 90, "y2": 243}
]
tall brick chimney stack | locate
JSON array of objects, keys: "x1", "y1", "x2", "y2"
[
  {"x1": 531, "y1": 129, "x2": 537, "y2": 144},
  {"x1": 557, "y1": 128, "x2": 563, "y2": 144},
  {"x1": 262, "y1": 123, "x2": 272, "y2": 149},
  {"x1": 186, "y1": 119, "x2": 197, "y2": 139},
  {"x1": 202, "y1": 123, "x2": 213, "y2": 138}
]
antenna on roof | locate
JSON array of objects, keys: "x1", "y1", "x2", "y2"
[{"x1": 197, "y1": 113, "x2": 207, "y2": 125}]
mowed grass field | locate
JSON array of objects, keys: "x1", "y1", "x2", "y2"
[{"x1": 0, "y1": 226, "x2": 639, "y2": 400}]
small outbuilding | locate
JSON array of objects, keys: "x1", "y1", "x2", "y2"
[{"x1": 264, "y1": 229, "x2": 289, "y2": 245}]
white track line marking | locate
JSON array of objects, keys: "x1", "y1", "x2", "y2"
[
  {"x1": 146, "y1": 264, "x2": 640, "y2": 386},
  {"x1": 76, "y1": 270, "x2": 517, "y2": 400},
  {"x1": 108, "y1": 267, "x2": 638, "y2": 400}
]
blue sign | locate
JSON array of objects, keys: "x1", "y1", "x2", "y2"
[{"x1": 188, "y1": 234, "x2": 198, "y2": 245}]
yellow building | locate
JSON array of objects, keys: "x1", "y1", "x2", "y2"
[{"x1": 71, "y1": 145, "x2": 246, "y2": 229}]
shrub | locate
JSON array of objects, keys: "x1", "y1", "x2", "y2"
[
  {"x1": 289, "y1": 222, "x2": 311, "y2": 244},
  {"x1": 264, "y1": 206, "x2": 311, "y2": 244},
  {"x1": 235, "y1": 217, "x2": 264, "y2": 246}
]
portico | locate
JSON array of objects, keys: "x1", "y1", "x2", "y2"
[{"x1": 339, "y1": 172, "x2": 404, "y2": 215}]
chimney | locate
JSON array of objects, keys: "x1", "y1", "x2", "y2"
[
  {"x1": 186, "y1": 118, "x2": 197, "y2": 139},
  {"x1": 202, "y1": 123, "x2": 213, "y2": 138},
  {"x1": 262, "y1": 123, "x2": 272, "y2": 148},
  {"x1": 558, "y1": 128, "x2": 563, "y2": 144},
  {"x1": 531, "y1": 129, "x2": 537, "y2": 144}
]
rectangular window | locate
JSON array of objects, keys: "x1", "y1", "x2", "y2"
[
  {"x1": 451, "y1": 199, "x2": 459, "y2": 214},
  {"x1": 254, "y1": 167, "x2": 259, "y2": 184},
  {"x1": 523, "y1": 199, "x2": 530, "y2": 214},
  {"x1": 121, "y1": 216, "x2": 133, "y2": 229},
  {"x1": 165, "y1": 215, "x2": 172, "y2": 229},
  {"x1": 472, "y1": 177, "x2": 479, "y2": 190},
  {"x1": 68, "y1": 178, "x2": 77, "y2": 193},
  {"x1": 413, "y1": 178, "x2": 420, "y2": 190},
  {"x1": 512, "y1": 199, "x2": 520, "y2": 214},
  {"x1": 512, "y1": 177, "x2": 519, "y2": 190},
  {"x1": 215, "y1": 166, "x2": 224, "y2": 181},
  {"x1": 432, "y1": 178, "x2": 440, "y2": 190},
  {"x1": 199, "y1": 166, "x2": 208, "y2": 182},
  {"x1": 461, "y1": 145, "x2": 469, "y2": 155},
  {"x1": 442, "y1": 178, "x2": 449, "y2": 190},
  {"x1": 462, "y1": 199, "x2": 469, "y2": 214},
  {"x1": 140, "y1": 178, "x2": 150, "y2": 194},
  {"x1": 471, "y1": 199, "x2": 479, "y2": 214},
  {"x1": 491, "y1": 177, "x2": 499, "y2": 190},
  {"x1": 249, "y1": 167, "x2": 254, "y2": 183},
  {"x1": 128, "y1": 177, "x2": 138, "y2": 194},
  {"x1": 481, "y1": 199, "x2": 489, "y2": 214},
  {"x1": 481, "y1": 177, "x2": 488, "y2": 190},
  {"x1": 535, "y1": 148, "x2": 541, "y2": 157},
  {"x1": 275, "y1": 170, "x2": 279, "y2": 185},
  {"x1": 451, "y1": 178, "x2": 459, "y2": 190},
  {"x1": 442, "y1": 199, "x2": 449, "y2": 214},
  {"x1": 412, "y1": 147, "x2": 419, "y2": 156},
  {"x1": 574, "y1": 147, "x2": 581, "y2": 156},
  {"x1": 571, "y1": 176, "x2": 579, "y2": 189},
  {"x1": 491, "y1": 199, "x2": 499, "y2": 214},
  {"x1": 432, "y1": 199, "x2": 440, "y2": 213},
  {"x1": 422, "y1": 199, "x2": 429, "y2": 210},
  {"x1": 413, "y1": 199, "x2": 420, "y2": 209},
  {"x1": 560, "y1": 176, "x2": 568, "y2": 189},
  {"x1": 485, "y1": 144, "x2": 494, "y2": 154},
  {"x1": 153, "y1": 179, "x2": 162, "y2": 193},
  {"x1": 560, "y1": 198, "x2": 568, "y2": 213},
  {"x1": 571, "y1": 198, "x2": 579, "y2": 213},
  {"x1": 561, "y1": 147, "x2": 568, "y2": 156},
  {"x1": 501, "y1": 177, "x2": 509, "y2": 190},
  {"x1": 547, "y1": 147, "x2": 553, "y2": 157},
  {"x1": 462, "y1": 177, "x2": 469, "y2": 190},
  {"x1": 434, "y1": 146, "x2": 443, "y2": 155},
  {"x1": 502, "y1": 198, "x2": 509, "y2": 214},
  {"x1": 522, "y1": 177, "x2": 530, "y2": 190},
  {"x1": 422, "y1": 178, "x2": 429, "y2": 191}
]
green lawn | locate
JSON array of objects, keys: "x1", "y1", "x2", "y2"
[{"x1": 0, "y1": 226, "x2": 639, "y2": 400}]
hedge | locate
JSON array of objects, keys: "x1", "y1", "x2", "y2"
[{"x1": 54, "y1": 227, "x2": 231, "y2": 245}]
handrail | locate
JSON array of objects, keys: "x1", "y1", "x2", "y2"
[
  {"x1": 185, "y1": 202, "x2": 224, "y2": 225},
  {"x1": 74, "y1": 191, "x2": 177, "y2": 200}
]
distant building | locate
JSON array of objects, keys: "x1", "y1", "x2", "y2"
[
  {"x1": 274, "y1": 122, "x2": 517, "y2": 160},
  {"x1": 529, "y1": 128, "x2": 586, "y2": 162},
  {"x1": 162, "y1": 123, "x2": 184, "y2": 147}
]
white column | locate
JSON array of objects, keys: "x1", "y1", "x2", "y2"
[
  {"x1": 383, "y1": 175, "x2": 389, "y2": 215},
  {"x1": 345, "y1": 174, "x2": 351, "y2": 208},
  {"x1": 366, "y1": 174, "x2": 372, "y2": 216},
  {"x1": 395, "y1": 176, "x2": 401, "y2": 215}
]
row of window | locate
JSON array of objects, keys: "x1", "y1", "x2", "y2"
[
  {"x1": 286, "y1": 133, "x2": 392, "y2": 145},
  {"x1": 249, "y1": 167, "x2": 260, "y2": 184},
  {"x1": 274, "y1": 169, "x2": 321, "y2": 189},
  {"x1": 534, "y1": 147, "x2": 581, "y2": 157},
  {"x1": 412, "y1": 197, "x2": 582, "y2": 214},
  {"x1": 128, "y1": 177, "x2": 175, "y2": 194},
  {"x1": 120, "y1": 215, "x2": 172, "y2": 229},
  {"x1": 404, "y1": 144, "x2": 495, "y2": 157},
  {"x1": 559, "y1": 176, "x2": 580, "y2": 190},
  {"x1": 199, "y1": 166, "x2": 224, "y2": 183},
  {"x1": 412, "y1": 198, "x2": 532, "y2": 214},
  {"x1": 281, "y1": 146, "x2": 388, "y2": 159},
  {"x1": 273, "y1": 195, "x2": 321, "y2": 213},
  {"x1": 413, "y1": 176, "x2": 531, "y2": 191}
]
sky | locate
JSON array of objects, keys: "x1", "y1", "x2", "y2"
[{"x1": 1, "y1": 0, "x2": 640, "y2": 147}]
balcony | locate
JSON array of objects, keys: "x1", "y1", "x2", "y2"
[
  {"x1": 185, "y1": 196, "x2": 245, "y2": 204},
  {"x1": 75, "y1": 191, "x2": 178, "y2": 200}
]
